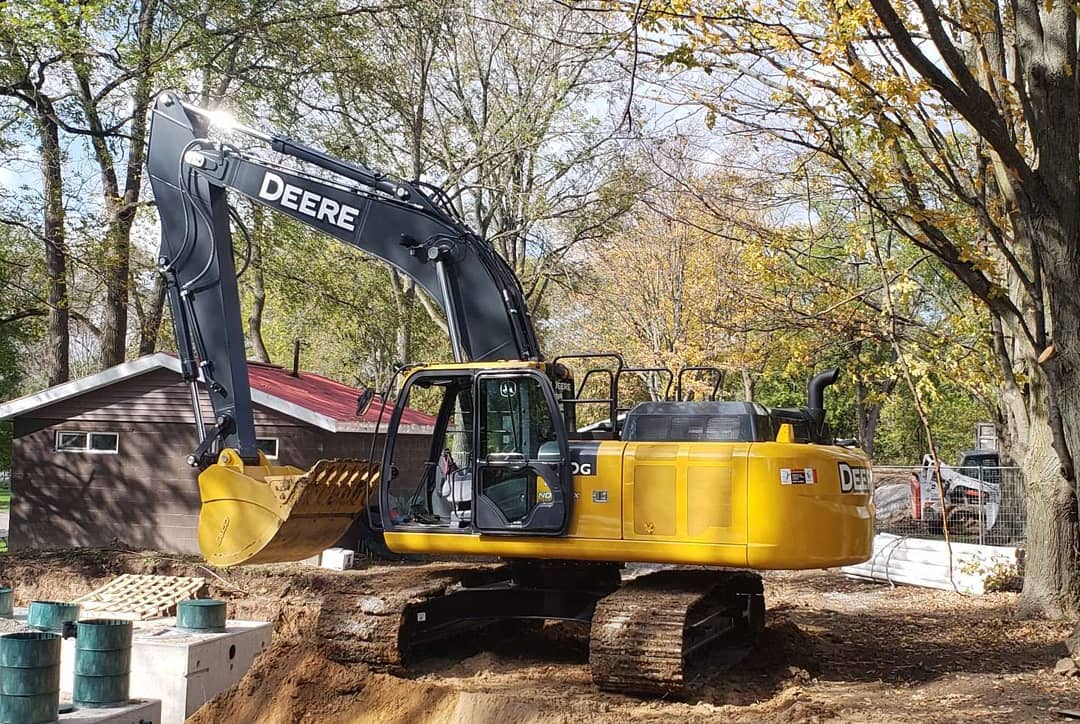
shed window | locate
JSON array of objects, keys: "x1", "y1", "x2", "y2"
[
  {"x1": 256, "y1": 438, "x2": 279, "y2": 460},
  {"x1": 55, "y1": 431, "x2": 119, "y2": 454}
]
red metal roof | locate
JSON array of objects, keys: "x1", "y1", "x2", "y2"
[{"x1": 245, "y1": 362, "x2": 435, "y2": 426}]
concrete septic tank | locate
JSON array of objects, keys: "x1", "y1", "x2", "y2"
[
  {"x1": 59, "y1": 618, "x2": 272, "y2": 724},
  {"x1": 4, "y1": 608, "x2": 271, "y2": 724},
  {"x1": 60, "y1": 699, "x2": 161, "y2": 724}
]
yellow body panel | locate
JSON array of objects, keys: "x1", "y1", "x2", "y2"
[
  {"x1": 196, "y1": 362, "x2": 873, "y2": 571},
  {"x1": 566, "y1": 442, "x2": 625, "y2": 539},
  {"x1": 385, "y1": 440, "x2": 873, "y2": 570},
  {"x1": 621, "y1": 442, "x2": 748, "y2": 546},
  {"x1": 744, "y1": 443, "x2": 874, "y2": 567}
]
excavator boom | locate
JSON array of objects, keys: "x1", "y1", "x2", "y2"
[{"x1": 146, "y1": 92, "x2": 540, "y2": 564}]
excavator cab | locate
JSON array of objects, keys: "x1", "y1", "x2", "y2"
[
  {"x1": 378, "y1": 364, "x2": 572, "y2": 537},
  {"x1": 196, "y1": 363, "x2": 578, "y2": 567}
]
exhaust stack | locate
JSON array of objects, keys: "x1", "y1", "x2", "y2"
[{"x1": 807, "y1": 368, "x2": 840, "y2": 438}]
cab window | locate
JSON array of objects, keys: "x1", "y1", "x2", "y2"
[{"x1": 477, "y1": 376, "x2": 558, "y2": 523}]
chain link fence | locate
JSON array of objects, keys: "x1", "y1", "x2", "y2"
[{"x1": 873, "y1": 464, "x2": 1026, "y2": 547}]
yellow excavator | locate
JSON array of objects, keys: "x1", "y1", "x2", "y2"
[{"x1": 146, "y1": 92, "x2": 874, "y2": 694}]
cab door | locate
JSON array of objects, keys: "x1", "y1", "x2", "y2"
[{"x1": 473, "y1": 370, "x2": 571, "y2": 535}]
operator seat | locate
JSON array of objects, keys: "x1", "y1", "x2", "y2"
[{"x1": 434, "y1": 450, "x2": 472, "y2": 524}]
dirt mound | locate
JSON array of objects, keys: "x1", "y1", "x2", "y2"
[
  {"x1": 191, "y1": 641, "x2": 582, "y2": 724},
  {"x1": 189, "y1": 643, "x2": 455, "y2": 724},
  {"x1": 1, "y1": 551, "x2": 1078, "y2": 722}
]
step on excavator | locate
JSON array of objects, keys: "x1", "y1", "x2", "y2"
[{"x1": 146, "y1": 92, "x2": 874, "y2": 695}]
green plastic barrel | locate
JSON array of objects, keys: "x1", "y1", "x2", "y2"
[
  {"x1": 72, "y1": 619, "x2": 132, "y2": 709},
  {"x1": 0, "y1": 589, "x2": 12, "y2": 618},
  {"x1": 26, "y1": 602, "x2": 78, "y2": 633},
  {"x1": 0, "y1": 632, "x2": 60, "y2": 724},
  {"x1": 176, "y1": 600, "x2": 226, "y2": 633}
]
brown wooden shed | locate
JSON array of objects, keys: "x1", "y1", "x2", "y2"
[{"x1": 0, "y1": 353, "x2": 433, "y2": 555}]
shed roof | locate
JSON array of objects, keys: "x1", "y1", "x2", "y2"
[{"x1": 0, "y1": 353, "x2": 435, "y2": 433}]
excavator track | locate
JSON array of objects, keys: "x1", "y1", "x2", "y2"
[
  {"x1": 317, "y1": 564, "x2": 514, "y2": 668},
  {"x1": 589, "y1": 570, "x2": 764, "y2": 696},
  {"x1": 317, "y1": 564, "x2": 764, "y2": 697}
]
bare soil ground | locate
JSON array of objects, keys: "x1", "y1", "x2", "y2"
[{"x1": 1, "y1": 549, "x2": 1077, "y2": 722}]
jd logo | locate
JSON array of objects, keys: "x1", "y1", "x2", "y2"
[
  {"x1": 838, "y1": 462, "x2": 871, "y2": 494},
  {"x1": 499, "y1": 381, "x2": 517, "y2": 398},
  {"x1": 569, "y1": 442, "x2": 599, "y2": 477}
]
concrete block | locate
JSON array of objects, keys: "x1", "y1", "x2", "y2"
[
  {"x1": 320, "y1": 547, "x2": 354, "y2": 570},
  {"x1": 60, "y1": 699, "x2": 161, "y2": 724},
  {"x1": 57, "y1": 619, "x2": 271, "y2": 724}
]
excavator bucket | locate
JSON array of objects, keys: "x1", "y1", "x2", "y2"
[{"x1": 196, "y1": 449, "x2": 379, "y2": 567}]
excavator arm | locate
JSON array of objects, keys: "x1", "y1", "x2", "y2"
[
  {"x1": 147, "y1": 92, "x2": 541, "y2": 465},
  {"x1": 145, "y1": 91, "x2": 542, "y2": 565}
]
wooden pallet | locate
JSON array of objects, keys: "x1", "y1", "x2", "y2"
[{"x1": 75, "y1": 574, "x2": 207, "y2": 620}]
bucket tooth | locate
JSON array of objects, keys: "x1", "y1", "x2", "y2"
[{"x1": 196, "y1": 449, "x2": 378, "y2": 567}]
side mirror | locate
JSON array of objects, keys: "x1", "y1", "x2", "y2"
[{"x1": 356, "y1": 389, "x2": 375, "y2": 417}]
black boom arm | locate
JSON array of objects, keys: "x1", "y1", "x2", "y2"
[{"x1": 146, "y1": 91, "x2": 541, "y2": 463}]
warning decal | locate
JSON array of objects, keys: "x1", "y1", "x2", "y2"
[{"x1": 780, "y1": 468, "x2": 817, "y2": 485}]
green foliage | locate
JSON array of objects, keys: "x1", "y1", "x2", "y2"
[
  {"x1": 0, "y1": 326, "x2": 23, "y2": 466},
  {"x1": 0, "y1": 0, "x2": 999, "y2": 479},
  {"x1": 0, "y1": 226, "x2": 40, "y2": 469},
  {"x1": 875, "y1": 383, "x2": 993, "y2": 464},
  {"x1": 240, "y1": 212, "x2": 450, "y2": 390}
]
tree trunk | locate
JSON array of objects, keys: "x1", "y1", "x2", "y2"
[
  {"x1": 137, "y1": 271, "x2": 166, "y2": 355},
  {"x1": 247, "y1": 223, "x2": 272, "y2": 364},
  {"x1": 1017, "y1": 376, "x2": 1080, "y2": 617},
  {"x1": 37, "y1": 113, "x2": 69, "y2": 386},
  {"x1": 1015, "y1": 202, "x2": 1080, "y2": 616},
  {"x1": 857, "y1": 404, "x2": 882, "y2": 460},
  {"x1": 98, "y1": 230, "x2": 130, "y2": 367},
  {"x1": 854, "y1": 376, "x2": 892, "y2": 459},
  {"x1": 740, "y1": 369, "x2": 754, "y2": 401},
  {"x1": 388, "y1": 269, "x2": 414, "y2": 365},
  {"x1": 78, "y1": 0, "x2": 158, "y2": 369}
]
